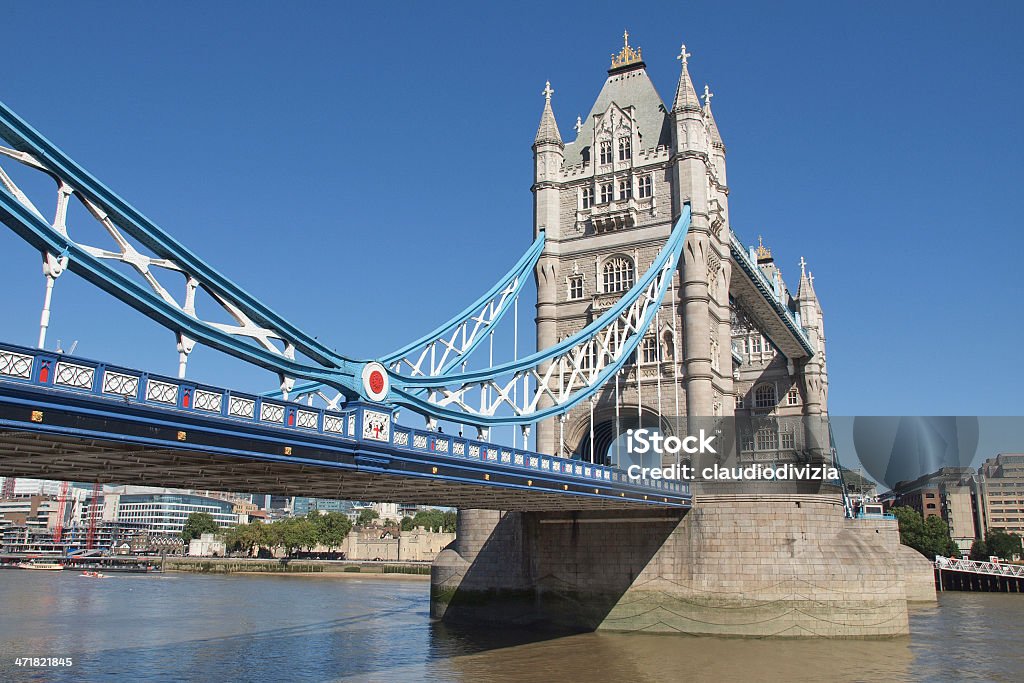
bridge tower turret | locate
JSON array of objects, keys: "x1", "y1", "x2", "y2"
[{"x1": 533, "y1": 81, "x2": 564, "y2": 454}]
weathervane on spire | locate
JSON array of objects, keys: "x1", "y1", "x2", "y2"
[
  {"x1": 703, "y1": 84, "x2": 714, "y2": 109},
  {"x1": 542, "y1": 81, "x2": 554, "y2": 103},
  {"x1": 677, "y1": 43, "x2": 691, "y2": 67}
]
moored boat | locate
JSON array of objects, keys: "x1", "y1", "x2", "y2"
[{"x1": 17, "y1": 561, "x2": 64, "y2": 570}]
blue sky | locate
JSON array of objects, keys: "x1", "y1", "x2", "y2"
[{"x1": 1, "y1": 0, "x2": 1022, "y2": 436}]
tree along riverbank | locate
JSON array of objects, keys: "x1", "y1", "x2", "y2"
[{"x1": 164, "y1": 557, "x2": 431, "y2": 578}]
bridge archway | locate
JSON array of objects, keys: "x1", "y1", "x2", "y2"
[{"x1": 569, "y1": 406, "x2": 677, "y2": 468}]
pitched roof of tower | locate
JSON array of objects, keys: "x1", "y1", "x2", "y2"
[
  {"x1": 562, "y1": 34, "x2": 670, "y2": 165},
  {"x1": 702, "y1": 84, "x2": 724, "y2": 148},
  {"x1": 672, "y1": 44, "x2": 701, "y2": 113},
  {"x1": 534, "y1": 81, "x2": 563, "y2": 147}
]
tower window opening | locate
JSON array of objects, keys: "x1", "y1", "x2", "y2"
[
  {"x1": 641, "y1": 336, "x2": 658, "y2": 363},
  {"x1": 754, "y1": 383, "x2": 777, "y2": 409},
  {"x1": 602, "y1": 257, "x2": 634, "y2": 293},
  {"x1": 600, "y1": 182, "x2": 614, "y2": 204},
  {"x1": 618, "y1": 137, "x2": 631, "y2": 161},
  {"x1": 568, "y1": 275, "x2": 584, "y2": 301},
  {"x1": 637, "y1": 174, "x2": 652, "y2": 198},
  {"x1": 581, "y1": 186, "x2": 593, "y2": 209},
  {"x1": 600, "y1": 141, "x2": 613, "y2": 165},
  {"x1": 619, "y1": 179, "x2": 632, "y2": 200}
]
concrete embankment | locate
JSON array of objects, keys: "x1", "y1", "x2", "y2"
[{"x1": 164, "y1": 557, "x2": 431, "y2": 579}]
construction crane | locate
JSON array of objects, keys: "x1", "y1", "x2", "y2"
[
  {"x1": 52, "y1": 480, "x2": 70, "y2": 544},
  {"x1": 85, "y1": 482, "x2": 102, "y2": 550}
]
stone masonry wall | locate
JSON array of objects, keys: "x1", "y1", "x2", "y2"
[{"x1": 432, "y1": 496, "x2": 936, "y2": 638}]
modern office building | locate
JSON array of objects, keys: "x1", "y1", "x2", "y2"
[{"x1": 974, "y1": 453, "x2": 1024, "y2": 537}]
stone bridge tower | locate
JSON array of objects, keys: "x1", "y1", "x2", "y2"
[
  {"x1": 532, "y1": 33, "x2": 826, "y2": 468},
  {"x1": 432, "y1": 34, "x2": 935, "y2": 638}
]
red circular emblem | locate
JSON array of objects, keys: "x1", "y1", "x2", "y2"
[{"x1": 368, "y1": 370, "x2": 385, "y2": 395}]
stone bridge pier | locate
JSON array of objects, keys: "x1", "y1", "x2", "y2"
[{"x1": 431, "y1": 495, "x2": 935, "y2": 637}]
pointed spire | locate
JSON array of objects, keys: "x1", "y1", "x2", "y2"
[
  {"x1": 534, "y1": 81, "x2": 563, "y2": 147},
  {"x1": 703, "y1": 84, "x2": 724, "y2": 147},
  {"x1": 797, "y1": 257, "x2": 816, "y2": 300},
  {"x1": 672, "y1": 43, "x2": 701, "y2": 112}
]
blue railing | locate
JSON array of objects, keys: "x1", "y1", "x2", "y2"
[
  {"x1": 0, "y1": 341, "x2": 688, "y2": 499},
  {"x1": 729, "y1": 230, "x2": 814, "y2": 356}
]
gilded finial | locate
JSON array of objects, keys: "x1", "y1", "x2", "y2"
[
  {"x1": 677, "y1": 43, "x2": 691, "y2": 66},
  {"x1": 756, "y1": 235, "x2": 773, "y2": 262},
  {"x1": 611, "y1": 30, "x2": 643, "y2": 69}
]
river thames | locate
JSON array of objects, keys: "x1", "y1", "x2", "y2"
[{"x1": 1, "y1": 571, "x2": 1021, "y2": 682}]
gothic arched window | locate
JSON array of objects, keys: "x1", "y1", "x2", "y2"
[
  {"x1": 754, "y1": 383, "x2": 777, "y2": 409},
  {"x1": 602, "y1": 257, "x2": 634, "y2": 294},
  {"x1": 599, "y1": 141, "x2": 613, "y2": 165}
]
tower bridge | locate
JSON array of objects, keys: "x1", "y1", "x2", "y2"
[{"x1": 0, "y1": 33, "x2": 935, "y2": 638}]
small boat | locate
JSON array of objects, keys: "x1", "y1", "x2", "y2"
[
  {"x1": 18, "y1": 561, "x2": 64, "y2": 571},
  {"x1": 79, "y1": 571, "x2": 107, "y2": 578}
]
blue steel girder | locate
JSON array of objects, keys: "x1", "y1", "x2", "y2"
[
  {"x1": 0, "y1": 100, "x2": 366, "y2": 397},
  {"x1": 282, "y1": 231, "x2": 545, "y2": 403},
  {"x1": 386, "y1": 207, "x2": 691, "y2": 426},
  {"x1": 0, "y1": 341, "x2": 690, "y2": 510}
]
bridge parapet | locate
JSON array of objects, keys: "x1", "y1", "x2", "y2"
[{"x1": 0, "y1": 341, "x2": 689, "y2": 509}]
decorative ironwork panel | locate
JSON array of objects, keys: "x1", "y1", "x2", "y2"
[
  {"x1": 413, "y1": 434, "x2": 428, "y2": 449},
  {"x1": 541, "y1": 459, "x2": 551, "y2": 470},
  {"x1": 347, "y1": 414, "x2": 355, "y2": 437},
  {"x1": 514, "y1": 453, "x2": 524, "y2": 465},
  {"x1": 194, "y1": 389, "x2": 223, "y2": 413},
  {"x1": 260, "y1": 402, "x2": 284, "y2": 423},
  {"x1": 146, "y1": 379, "x2": 178, "y2": 405},
  {"x1": 469, "y1": 444, "x2": 480, "y2": 459},
  {"x1": 102, "y1": 370, "x2": 139, "y2": 397},
  {"x1": 529, "y1": 456, "x2": 539, "y2": 468},
  {"x1": 453, "y1": 442, "x2": 465, "y2": 456},
  {"x1": 500, "y1": 450, "x2": 511, "y2": 464},
  {"x1": 436, "y1": 439, "x2": 449, "y2": 453},
  {"x1": 393, "y1": 430, "x2": 409, "y2": 447},
  {"x1": 296, "y1": 410, "x2": 318, "y2": 429},
  {"x1": 229, "y1": 396, "x2": 255, "y2": 419},
  {"x1": 0, "y1": 350, "x2": 33, "y2": 378},
  {"x1": 323, "y1": 415, "x2": 344, "y2": 434},
  {"x1": 55, "y1": 362, "x2": 95, "y2": 389}
]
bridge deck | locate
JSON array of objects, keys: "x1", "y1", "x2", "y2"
[{"x1": 0, "y1": 343, "x2": 689, "y2": 511}]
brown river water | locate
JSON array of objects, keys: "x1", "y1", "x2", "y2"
[{"x1": 1, "y1": 570, "x2": 1021, "y2": 682}]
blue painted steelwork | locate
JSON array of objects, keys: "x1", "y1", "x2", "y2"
[
  {"x1": 0, "y1": 341, "x2": 690, "y2": 507},
  {"x1": 385, "y1": 208, "x2": 690, "y2": 425},
  {"x1": 280, "y1": 231, "x2": 545, "y2": 400},
  {"x1": 729, "y1": 230, "x2": 815, "y2": 356},
  {"x1": 0, "y1": 100, "x2": 365, "y2": 397}
]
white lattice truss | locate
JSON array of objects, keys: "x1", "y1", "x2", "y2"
[
  {"x1": 424, "y1": 274, "x2": 671, "y2": 420},
  {"x1": 0, "y1": 144, "x2": 307, "y2": 376},
  {"x1": 935, "y1": 556, "x2": 1024, "y2": 578},
  {"x1": 386, "y1": 276, "x2": 522, "y2": 378}
]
